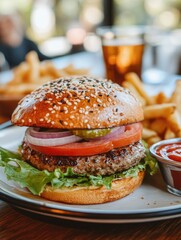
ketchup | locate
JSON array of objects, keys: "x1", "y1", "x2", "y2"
[
  {"x1": 156, "y1": 143, "x2": 181, "y2": 162},
  {"x1": 156, "y1": 143, "x2": 181, "y2": 190}
]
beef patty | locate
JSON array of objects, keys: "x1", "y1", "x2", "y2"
[{"x1": 21, "y1": 141, "x2": 145, "y2": 176}]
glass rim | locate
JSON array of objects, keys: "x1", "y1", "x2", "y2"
[
  {"x1": 96, "y1": 25, "x2": 147, "y2": 37},
  {"x1": 96, "y1": 25, "x2": 168, "y2": 40}
]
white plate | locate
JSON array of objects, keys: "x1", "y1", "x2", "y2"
[{"x1": 0, "y1": 127, "x2": 181, "y2": 224}]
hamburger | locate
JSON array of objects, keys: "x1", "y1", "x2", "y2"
[{"x1": 0, "y1": 76, "x2": 157, "y2": 204}]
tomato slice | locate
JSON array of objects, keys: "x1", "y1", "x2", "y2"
[
  {"x1": 29, "y1": 140, "x2": 112, "y2": 157},
  {"x1": 28, "y1": 123, "x2": 142, "y2": 156},
  {"x1": 111, "y1": 123, "x2": 142, "y2": 148}
]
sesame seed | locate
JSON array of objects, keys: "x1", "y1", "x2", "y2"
[
  {"x1": 90, "y1": 93, "x2": 96, "y2": 98},
  {"x1": 79, "y1": 109, "x2": 84, "y2": 113}
]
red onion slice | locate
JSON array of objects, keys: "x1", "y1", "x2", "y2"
[
  {"x1": 29, "y1": 127, "x2": 72, "y2": 139},
  {"x1": 25, "y1": 126, "x2": 126, "y2": 147},
  {"x1": 25, "y1": 128, "x2": 82, "y2": 146}
]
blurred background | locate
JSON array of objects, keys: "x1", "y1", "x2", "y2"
[{"x1": 0, "y1": 0, "x2": 181, "y2": 75}]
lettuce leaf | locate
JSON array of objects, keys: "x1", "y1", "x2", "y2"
[
  {"x1": 0, "y1": 147, "x2": 53, "y2": 194},
  {"x1": 141, "y1": 140, "x2": 158, "y2": 175},
  {"x1": 0, "y1": 145, "x2": 158, "y2": 195}
]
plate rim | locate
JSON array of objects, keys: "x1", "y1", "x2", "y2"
[
  {"x1": 0, "y1": 179, "x2": 181, "y2": 215},
  {"x1": 1, "y1": 188, "x2": 181, "y2": 223}
]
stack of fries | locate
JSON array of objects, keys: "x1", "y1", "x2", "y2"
[
  {"x1": 123, "y1": 73, "x2": 181, "y2": 146},
  {"x1": 0, "y1": 51, "x2": 89, "y2": 96}
]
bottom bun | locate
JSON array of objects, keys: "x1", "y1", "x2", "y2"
[{"x1": 41, "y1": 171, "x2": 145, "y2": 205}]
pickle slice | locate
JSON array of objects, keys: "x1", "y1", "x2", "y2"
[{"x1": 71, "y1": 128, "x2": 111, "y2": 139}]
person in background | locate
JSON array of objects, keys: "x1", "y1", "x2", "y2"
[{"x1": 0, "y1": 13, "x2": 50, "y2": 69}]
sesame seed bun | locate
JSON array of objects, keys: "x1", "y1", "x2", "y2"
[
  {"x1": 41, "y1": 171, "x2": 145, "y2": 204},
  {"x1": 11, "y1": 76, "x2": 143, "y2": 129}
]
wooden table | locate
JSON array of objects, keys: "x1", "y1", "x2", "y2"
[
  {"x1": 0, "y1": 199, "x2": 181, "y2": 240},
  {"x1": 0, "y1": 116, "x2": 9, "y2": 124}
]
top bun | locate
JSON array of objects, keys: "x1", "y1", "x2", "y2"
[{"x1": 11, "y1": 76, "x2": 143, "y2": 129}]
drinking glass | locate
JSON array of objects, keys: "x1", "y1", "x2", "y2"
[{"x1": 97, "y1": 26, "x2": 145, "y2": 85}]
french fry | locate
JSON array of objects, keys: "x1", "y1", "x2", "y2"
[
  {"x1": 39, "y1": 63, "x2": 49, "y2": 77},
  {"x1": 155, "y1": 92, "x2": 170, "y2": 104},
  {"x1": 147, "y1": 136, "x2": 162, "y2": 146},
  {"x1": 63, "y1": 64, "x2": 89, "y2": 75},
  {"x1": 122, "y1": 73, "x2": 181, "y2": 145},
  {"x1": 122, "y1": 81, "x2": 146, "y2": 106},
  {"x1": 177, "y1": 130, "x2": 181, "y2": 137},
  {"x1": 44, "y1": 62, "x2": 60, "y2": 79},
  {"x1": 142, "y1": 119, "x2": 151, "y2": 128},
  {"x1": 142, "y1": 128, "x2": 158, "y2": 139},
  {"x1": 26, "y1": 51, "x2": 40, "y2": 82},
  {"x1": 149, "y1": 118, "x2": 167, "y2": 136},
  {"x1": 143, "y1": 103, "x2": 176, "y2": 120},
  {"x1": 170, "y1": 80, "x2": 181, "y2": 117},
  {"x1": 167, "y1": 110, "x2": 181, "y2": 136},
  {"x1": 125, "y1": 72, "x2": 153, "y2": 105},
  {"x1": 0, "y1": 83, "x2": 38, "y2": 94},
  {"x1": 0, "y1": 51, "x2": 90, "y2": 96},
  {"x1": 12, "y1": 62, "x2": 29, "y2": 84},
  {"x1": 164, "y1": 128, "x2": 176, "y2": 139}
]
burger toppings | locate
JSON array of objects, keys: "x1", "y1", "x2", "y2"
[{"x1": 25, "y1": 123, "x2": 142, "y2": 156}]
